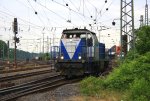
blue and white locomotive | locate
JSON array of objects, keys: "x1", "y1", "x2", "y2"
[{"x1": 53, "y1": 28, "x2": 109, "y2": 78}]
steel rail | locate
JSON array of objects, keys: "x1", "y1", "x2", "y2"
[
  {"x1": 0, "y1": 76, "x2": 65, "y2": 101},
  {"x1": 0, "y1": 69, "x2": 54, "y2": 82},
  {"x1": 0, "y1": 73, "x2": 60, "y2": 95},
  {"x1": 0, "y1": 64, "x2": 54, "y2": 74}
]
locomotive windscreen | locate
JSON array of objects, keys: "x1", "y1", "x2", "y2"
[
  {"x1": 62, "y1": 32, "x2": 85, "y2": 39},
  {"x1": 61, "y1": 29, "x2": 95, "y2": 39}
]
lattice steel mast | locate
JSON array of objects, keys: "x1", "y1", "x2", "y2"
[
  {"x1": 145, "y1": 0, "x2": 148, "y2": 26},
  {"x1": 120, "y1": 0, "x2": 135, "y2": 57},
  {"x1": 140, "y1": 15, "x2": 144, "y2": 27}
]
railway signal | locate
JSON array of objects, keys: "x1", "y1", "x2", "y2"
[
  {"x1": 13, "y1": 18, "x2": 18, "y2": 34},
  {"x1": 14, "y1": 37, "x2": 20, "y2": 43},
  {"x1": 13, "y1": 18, "x2": 19, "y2": 68}
]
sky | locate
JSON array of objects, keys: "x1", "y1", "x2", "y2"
[{"x1": 0, "y1": 0, "x2": 149, "y2": 53}]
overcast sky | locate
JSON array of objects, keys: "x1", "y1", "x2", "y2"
[{"x1": 0, "y1": 0, "x2": 149, "y2": 52}]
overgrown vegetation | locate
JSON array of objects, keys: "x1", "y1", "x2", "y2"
[
  {"x1": 0, "y1": 40, "x2": 40, "y2": 60},
  {"x1": 80, "y1": 26, "x2": 150, "y2": 101},
  {"x1": 136, "y1": 26, "x2": 150, "y2": 54},
  {"x1": 0, "y1": 40, "x2": 8, "y2": 58}
]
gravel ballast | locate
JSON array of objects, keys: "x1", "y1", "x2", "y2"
[{"x1": 16, "y1": 83, "x2": 80, "y2": 101}]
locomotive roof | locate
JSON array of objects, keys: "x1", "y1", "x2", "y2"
[{"x1": 62, "y1": 28, "x2": 96, "y2": 35}]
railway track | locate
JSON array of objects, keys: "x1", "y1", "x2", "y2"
[
  {"x1": 0, "y1": 64, "x2": 54, "y2": 74},
  {"x1": 0, "y1": 69, "x2": 54, "y2": 82},
  {"x1": 0, "y1": 74, "x2": 81, "y2": 101}
]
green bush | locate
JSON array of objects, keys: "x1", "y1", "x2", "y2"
[
  {"x1": 136, "y1": 26, "x2": 150, "y2": 54},
  {"x1": 80, "y1": 52, "x2": 150, "y2": 100},
  {"x1": 123, "y1": 49, "x2": 140, "y2": 62},
  {"x1": 105, "y1": 52, "x2": 150, "y2": 89},
  {"x1": 127, "y1": 78, "x2": 150, "y2": 101},
  {"x1": 0, "y1": 40, "x2": 8, "y2": 58},
  {"x1": 80, "y1": 76, "x2": 104, "y2": 96}
]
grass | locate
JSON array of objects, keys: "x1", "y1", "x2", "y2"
[{"x1": 67, "y1": 90, "x2": 122, "y2": 101}]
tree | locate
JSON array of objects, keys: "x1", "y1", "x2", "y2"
[
  {"x1": 0, "y1": 40, "x2": 8, "y2": 58},
  {"x1": 41, "y1": 53, "x2": 50, "y2": 60},
  {"x1": 135, "y1": 26, "x2": 150, "y2": 54}
]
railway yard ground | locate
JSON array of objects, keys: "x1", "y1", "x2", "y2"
[
  {"x1": 14, "y1": 79, "x2": 120, "y2": 101},
  {"x1": 0, "y1": 60, "x2": 116, "y2": 101},
  {"x1": 16, "y1": 82, "x2": 81, "y2": 101},
  {"x1": 0, "y1": 60, "x2": 54, "y2": 87},
  {"x1": 13, "y1": 81, "x2": 120, "y2": 101},
  {"x1": 0, "y1": 60, "x2": 84, "y2": 101}
]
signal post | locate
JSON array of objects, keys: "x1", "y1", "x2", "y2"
[{"x1": 13, "y1": 18, "x2": 19, "y2": 68}]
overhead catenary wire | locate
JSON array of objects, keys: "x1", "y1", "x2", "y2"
[
  {"x1": 51, "y1": 0, "x2": 86, "y2": 22},
  {"x1": 27, "y1": 0, "x2": 46, "y2": 26},
  {"x1": 0, "y1": 15, "x2": 49, "y2": 35},
  {"x1": 0, "y1": 12, "x2": 45, "y2": 32},
  {"x1": 0, "y1": 5, "x2": 72, "y2": 31},
  {"x1": 50, "y1": 0, "x2": 92, "y2": 20},
  {"x1": 15, "y1": 0, "x2": 64, "y2": 29},
  {"x1": 35, "y1": 0, "x2": 74, "y2": 24},
  {"x1": 0, "y1": 0, "x2": 130, "y2": 33},
  {"x1": 0, "y1": 0, "x2": 115, "y2": 32},
  {"x1": 68, "y1": 0, "x2": 79, "y2": 11},
  {"x1": 33, "y1": 0, "x2": 61, "y2": 28},
  {"x1": 15, "y1": 0, "x2": 41, "y2": 30},
  {"x1": 86, "y1": 0, "x2": 106, "y2": 18},
  {"x1": 66, "y1": 0, "x2": 86, "y2": 22},
  {"x1": 78, "y1": 0, "x2": 82, "y2": 11},
  {"x1": 0, "y1": 10, "x2": 41, "y2": 28},
  {"x1": 0, "y1": 8, "x2": 114, "y2": 33},
  {"x1": 15, "y1": 0, "x2": 30, "y2": 9},
  {"x1": 98, "y1": 0, "x2": 116, "y2": 21},
  {"x1": 38, "y1": 2, "x2": 78, "y2": 26}
]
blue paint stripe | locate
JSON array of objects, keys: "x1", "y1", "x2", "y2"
[
  {"x1": 72, "y1": 39, "x2": 86, "y2": 60},
  {"x1": 60, "y1": 40, "x2": 70, "y2": 60}
]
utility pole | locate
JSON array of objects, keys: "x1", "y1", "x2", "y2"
[
  {"x1": 120, "y1": 0, "x2": 135, "y2": 58},
  {"x1": 2, "y1": 43, "x2": 4, "y2": 60},
  {"x1": 7, "y1": 41, "x2": 9, "y2": 62},
  {"x1": 47, "y1": 36, "x2": 49, "y2": 53},
  {"x1": 42, "y1": 33, "x2": 45, "y2": 54},
  {"x1": 145, "y1": 0, "x2": 148, "y2": 26},
  {"x1": 40, "y1": 39, "x2": 41, "y2": 54}
]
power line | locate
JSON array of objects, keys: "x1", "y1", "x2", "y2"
[
  {"x1": 84, "y1": 1, "x2": 93, "y2": 18},
  {"x1": 50, "y1": 0, "x2": 92, "y2": 20},
  {"x1": 35, "y1": 0, "x2": 77, "y2": 26},
  {"x1": 15, "y1": 0, "x2": 30, "y2": 8},
  {"x1": 0, "y1": 11, "x2": 77, "y2": 31},
  {"x1": 0, "y1": 10, "x2": 41, "y2": 28},
  {"x1": 27, "y1": 0, "x2": 46, "y2": 26},
  {"x1": 36, "y1": 1, "x2": 67, "y2": 21},
  {"x1": 0, "y1": 0, "x2": 67, "y2": 30},
  {"x1": 68, "y1": 0, "x2": 79, "y2": 11},
  {"x1": 97, "y1": 0, "x2": 115, "y2": 21},
  {"x1": 15, "y1": 0, "x2": 63, "y2": 29}
]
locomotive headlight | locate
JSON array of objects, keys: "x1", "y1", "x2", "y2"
[
  {"x1": 60, "y1": 56, "x2": 64, "y2": 59},
  {"x1": 78, "y1": 56, "x2": 82, "y2": 60}
]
